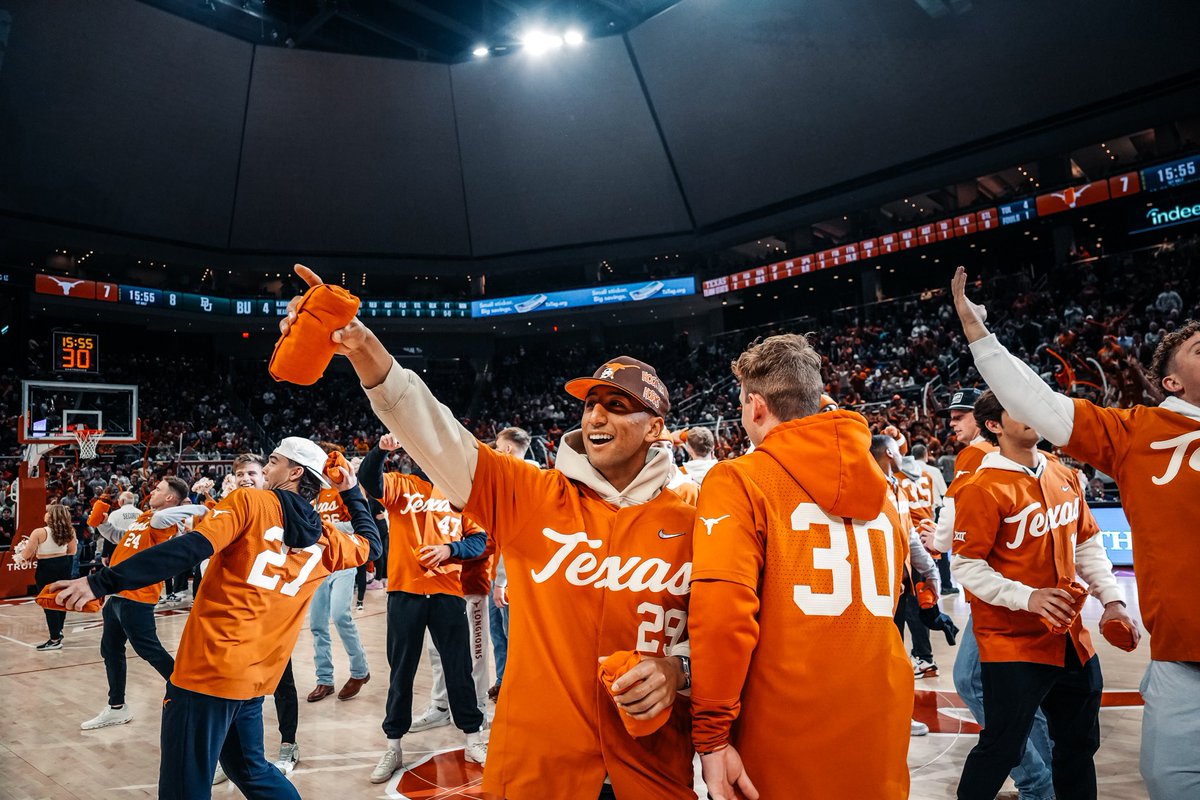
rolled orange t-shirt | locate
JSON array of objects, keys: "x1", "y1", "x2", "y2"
[
  {"x1": 597, "y1": 651, "x2": 672, "y2": 738},
  {"x1": 36, "y1": 585, "x2": 102, "y2": 614},
  {"x1": 268, "y1": 283, "x2": 360, "y2": 385},
  {"x1": 1041, "y1": 579, "x2": 1089, "y2": 635},
  {"x1": 324, "y1": 451, "x2": 350, "y2": 484},
  {"x1": 1101, "y1": 618, "x2": 1139, "y2": 652},
  {"x1": 87, "y1": 498, "x2": 111, "y2": 528}
]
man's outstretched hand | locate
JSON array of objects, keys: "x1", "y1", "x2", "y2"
[
  {"x1": 951, "y1": 266, "x2": 991, "y2": 343},
  {"x1": 282, "y1": 264, "x2": 393, "y2": 388}
]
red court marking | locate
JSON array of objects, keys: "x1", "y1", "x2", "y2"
[
  {"x1": 915, "y1": 688, "x2": 981, "y2": 734},
  {"x1": 393, "y1": 750, "x2": 491, "y2": 800},
  {"x1": 1100, "y1": 690, "x2": 1143, "y2": 708}
]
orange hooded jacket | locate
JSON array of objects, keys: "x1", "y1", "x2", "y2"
[{"x1": 689, "y1": 411, "x2": 913, "y2": 799}]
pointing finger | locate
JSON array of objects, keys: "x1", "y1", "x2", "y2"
[{"x1": 294, "y1": 263, "x2": 324, "y2": 287}]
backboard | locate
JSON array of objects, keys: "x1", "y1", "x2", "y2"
[{"x1": 19, "y1": 380, "x2": 140, "y2": 445}]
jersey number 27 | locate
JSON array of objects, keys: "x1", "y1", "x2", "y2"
[{"x1": 247, "y1": 526, "x2": 324, "y2": 597}]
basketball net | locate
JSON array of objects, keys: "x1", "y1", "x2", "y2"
[{"x1": 72, "y1": 427, "x2": 105, "y2": 460}]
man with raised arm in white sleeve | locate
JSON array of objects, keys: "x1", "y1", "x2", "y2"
[{"x1": 951, "y1": 266, "x2": 1200, "y2": 800}]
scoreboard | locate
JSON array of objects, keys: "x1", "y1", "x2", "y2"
[
  {"x1": 1141, "y1": 154, "x2": 1200, "y2": 192},
  {"x1": 53, "y1": 331, "x2": 100, "y2": 374},
  {"x1": 35, "y1": 277, "x2": 470, "y2": 319}
]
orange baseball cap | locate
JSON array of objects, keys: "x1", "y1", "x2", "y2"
[{"x1": 564, "y1": 356, "x2": 670, "y2": 417}]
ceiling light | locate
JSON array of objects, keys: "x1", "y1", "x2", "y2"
[
  {"x1": 523, "y1": 30, "x2": 563, "y2": 55},
  {"x1": 472, "y1": 46, "x2": 489, "y2": 57},
  {"x1": 564, "y1": 29, "x2": 584, "y2": 46}
]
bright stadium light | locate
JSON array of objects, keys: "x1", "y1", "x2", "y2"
[
  {"x1": 564, "y1": 29, "x2": 584, "y2": 46},
  {"x1": 472, "y1": 45, "x2": 489, "y2": 57},
  {"x1": 523, "y1": 30, "x2": 563, "y2": 55}
]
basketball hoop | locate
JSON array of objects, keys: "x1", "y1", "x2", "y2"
[{"x1": 72, "y1": 427, "x2": 105, "y2": 460}]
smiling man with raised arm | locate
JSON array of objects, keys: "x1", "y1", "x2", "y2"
[
  {"x1": 280, "y1": 265, "x2": 696, "y2": 800},
  {"x1": 951, "y1": 266, "x2": 1200, "y2": 800}
]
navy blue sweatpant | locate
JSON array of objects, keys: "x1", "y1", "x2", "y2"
[{"x1": 159, "y1": 681, "x2": 298, "y2": 800}]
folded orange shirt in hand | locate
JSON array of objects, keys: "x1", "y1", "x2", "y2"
[
  {"x1": 914, "y1": 580, "x2": 937, "y2": 610},
  {"x1": 1101, "y1": 618, "x2": 1139, "y2": 652},
  {"x1": 325, "y1": 451, "x2": 350, "y2": 484},
  {"x1": 598, "y1": 650, "x2": 672, "y2": 738},
  {"x1": 36, "y1": 585, "x2": 102, "y2": 614},
  {"x1": 268, "y1": 283, "x2": 360, "y2": 385},
  {"x1": 1041, "y1": 579, "x2": 1090, "y2": 634},
  {"x1": 87, "y1": 498, "x2": 111, "y2": 528}
]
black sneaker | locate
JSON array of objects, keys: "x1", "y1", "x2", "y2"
[
  {"x1": 37, "y1": 638, "x2": 63, "y2": 651},
  {"x1": 941, "y1": 586, "x2": 961, "y2": 596}
]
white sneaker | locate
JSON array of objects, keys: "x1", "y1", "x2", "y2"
[
  {"x1": 370, "y1": 747, "x2": 402, "y2": 784},
  {"x1": 81, "y1": 705, "x2": 133, "y2": 730},
  {"x1": 212, "y1": 763, "x2": 228, "y2": 785},
  {"x1": 273, "y1": 742, "x2": 299, "y2": 775},
  {"x1": 409, "y1": 705, "x2": 451, "y2": 732},
  {"x1": 911, "y1": 719, "x2": 929, "y2": 736},
  {"x1": 913, "y1": 657, "x2": 938, "y2": 679},
  {"x1": 464, "y1": 731, "x2": 487, "y2": 764}
]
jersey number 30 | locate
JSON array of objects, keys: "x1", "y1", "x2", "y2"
[
  {"x1": 791, "y1": 503, "x2": 896, "y2": 617},
  {"x1": 247, "y1": 526, "x2": 324, "y2": 597}
]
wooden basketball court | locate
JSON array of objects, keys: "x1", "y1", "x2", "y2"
[{"x1": 1, "y1": 576, "x2": 1150, "y2": 799}]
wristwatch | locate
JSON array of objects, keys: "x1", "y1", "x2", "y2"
[{"x1": 676, "y1": 655, "x2": 692, "y2": 691}]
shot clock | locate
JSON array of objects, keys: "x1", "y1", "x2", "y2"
[{"x1": 52, "y1": 331, "x2": 100, "y2": 374}]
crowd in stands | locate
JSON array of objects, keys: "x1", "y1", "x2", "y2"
[{"x1": 4, "y1": 234, "x2": 1197, "y2": 544}]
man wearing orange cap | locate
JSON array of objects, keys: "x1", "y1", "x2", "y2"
[{"x1": 280, "y1": 265, "x2": 696, "y2": 800}]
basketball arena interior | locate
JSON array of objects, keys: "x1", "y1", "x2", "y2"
[{"x1": 2, "y1": 1, "x2": 1199, "y2": 799}]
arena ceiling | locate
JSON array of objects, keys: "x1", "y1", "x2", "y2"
[
  {"x1": 137, "y1": 0, "x2": 683, "y2": 63},
  {"x1": 1, "y1": 0, "x2": 1199, "y2": 276}
]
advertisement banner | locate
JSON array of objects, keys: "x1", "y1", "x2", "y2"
[{"x1": 471, "y1": 277, "x2": 695, "y2": 318}]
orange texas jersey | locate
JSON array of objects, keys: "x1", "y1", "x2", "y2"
[
  {"x1": 380, "y1": 471, "x2": 481, "y2": 597},
  {"x1": 109, "y1": 510, "x2": 177, "y2": 604},
  {"x1": 1063, "y1": 398, "x2": 1200, "y2": 661},
  {"x1": 945, "y1": 439, "x2": 997, "y2": 499},
  {"x1": 952, "y1": 456, "x2": 1099, "y2": 666},
  {"x1": 901, "y1": 473, "x2": 934, "y2": 524},
  {"x1": 174, "y1": 489, "x2": 370, "y2": 700},
  {"x1": 314, "y1": 487, "x2": 350, "y2": 527},
  {"x1": 689, "y1": 413, "x2": 912, "y2": 800},
  {"x1": 464, "y1": 444, "x2": 695, "y2": 800}
]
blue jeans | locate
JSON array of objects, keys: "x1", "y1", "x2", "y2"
[
  {"x1": 953, "y1": 617, "x2": 1056, "y2": 800},
  {"x1": 309, "y1": 568, "x2": 369, "y2": 685},
  {"x1": 160, "y1": 681, "x2": 298, "y2": 800},
  {"x1": 1140, "y1": 660, "x2": 1200, "y2": 800},
  {"x1": 488, "y1": 583, "x2": 509, "y2": 686}
]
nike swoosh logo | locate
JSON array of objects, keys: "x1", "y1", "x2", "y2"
[
  {"x1": 210, "y1": 510, "x2": 229, "y2": 518},
  {"x1": 658, "y1": 530, "x2": 686, "y2": 539}
]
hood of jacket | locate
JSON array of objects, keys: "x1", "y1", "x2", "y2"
[
  {"x1": 273, "y1": 488, "x2": 324, "y2": 548},
  {"x1": 755, "y1": 410, "x2": 887, "y2": 520},
  {"x1": 682, "y1": 457, "x2": 718, "y2": 485},
  {"x1": 555, "y1": 429, "x2": 673, "y2": 508},
  {"x1": 977, "y1": 449, "x2": 1047, "y2": 476}
]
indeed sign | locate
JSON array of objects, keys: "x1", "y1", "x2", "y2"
[{"x1": 1134, "y1": 202, "x2": 1200, "y2": 234}]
